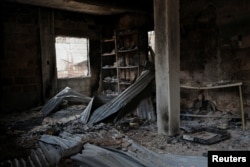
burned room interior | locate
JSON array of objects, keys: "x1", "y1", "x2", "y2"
[{"x1": 0, "y1": 0, "x2": 250, "y2": 166}]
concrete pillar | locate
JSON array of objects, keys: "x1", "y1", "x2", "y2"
[{"x1": 154, "y1": 0, "x2": 180, "y2": 136}]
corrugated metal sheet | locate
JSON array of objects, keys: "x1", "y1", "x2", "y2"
[
  {"x1": 39, "y1": 134, "x2": 83, "y2": 158},
  {"x1": 136, "y1": 97, "x2": 156, "y2": 121},
  {"x1": 1, "y1": 132, "x2": 103, "y2": 167},
  {"x1": 71, "y1": 142, "x2": 208, "y2": 167},
  {"x1": 81, "y1": 70, "x2": 155, "y2": 125},
  {"x1": 3, "y1": 131, "x2": 208, "y2": 167},
  {"x1": 71, "y1": 143, "x2": 145, "y2": 167},
  {"x1": 80, "y1": 97, "x2": 95, "y2": 124},
  {"x1": 41, "y1": 87, "x2": 91, "y2": 116},
  {"x1": 80, "y1": 95, "x2": 115, "y2": 124},
  {"x1": 128, "y1": 141, "x2": 208, "y2": 167}
]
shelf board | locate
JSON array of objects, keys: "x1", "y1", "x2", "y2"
[
  {"x1": 102, "y1": 53, "x2": 116, "y2": 56},
  {"x1": 117, "y1": 47, "x2": 138, "y2": 53},
  {"x1": 118, "y1": 65, "x2": 138, "y2": 69},
  {"x1": 117, "y1": 30, "x2": 137, "y2": 36},
  {"x1": 102, "y1": 66, "x2": 117, "y2": 69},
  {"x1": 119, "y1": 82, "x2": 131, "y2": 85},
  {"x1": 103, "y1": 80, "x2": 118, "y2": 83},
  {"x1": 102, "y1": 38, "x2": 115, "y2": 42},
  {"x1": 103, "y1": 93, "x2": 118, "y2": 97}
]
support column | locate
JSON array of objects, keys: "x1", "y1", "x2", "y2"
[{"x1": 154, "y1": 0, "x2": 180, "y2": 135}]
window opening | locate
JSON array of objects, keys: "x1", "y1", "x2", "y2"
[
  {"x1": 148, "y1": 31, "x2": 155, "y2": 50},
  {"x1": 55, "y1": 36, "x2": 90, "y2": 78},
  {"x1": 148, "y1": 31, "x2": 155, "y2": 63}
]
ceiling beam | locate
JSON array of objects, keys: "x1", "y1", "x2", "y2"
[
  {"x1": 5, "y1": 0, "x2": 152, "y2": 15},
  {"x1": 66, "y1": 0, "x2": 152, "y2": 13}
]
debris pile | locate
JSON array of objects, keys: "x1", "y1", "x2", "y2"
[
  {"x1": 81, "y1": 70, "x2": 155, "y2": 125},
  {"x1": 1, "y1": 70, "x2": 249, "y2": 167}
]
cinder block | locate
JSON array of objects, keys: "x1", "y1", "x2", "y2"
[
  {"x1": 1, "y1": 77, "x2": 14, "y2": 86},
  {"x1": 23, "y1": 84, "x2": 38, "y2": 92}
]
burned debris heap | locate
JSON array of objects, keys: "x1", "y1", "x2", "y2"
[
  {"x1": 2, "y1": 0, "x2": 250, "y2": 167},
  {"x1": 1, "y1": 67, "x2": 249, "y2": 167},
  {"x1": 0, "y1": 69, "x2": 160, "y2": 167}
]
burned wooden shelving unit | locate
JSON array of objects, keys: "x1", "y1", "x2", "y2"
[
  {"x1": 100, "y1": 34, "x2": 119, "y2": 96},
  {"x1": 100, "y1": 28, "x2": 140, "y2": 96},
  {"x1": 116, "y1": 28, "x2": 140, "y2": 93}
]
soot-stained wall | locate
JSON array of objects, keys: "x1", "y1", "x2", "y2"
[
  {"x1": 1, "y1": 2, "x2": 42, "y2": 113},
  {"x1": 180, "y1": 0, "x2": 250, "y2": 116},
  {"x1": 0, "y1": 1, "x2": 101, "y2": 113}
]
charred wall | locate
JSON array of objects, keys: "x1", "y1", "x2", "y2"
[
  {"x1": 0, "y1": 1, "x2": 102, "y2": 113},
  {"x1": 0, "y1": 1, "x2": 151, "y2": 114},
  {"x1": 180, "y1": 0, "x2": 250, "y2": 116},
  {"x1": 0, "y1": 2, "x2": 42, "y2": 113}
]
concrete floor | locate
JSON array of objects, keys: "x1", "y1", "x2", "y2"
[{"x1": 0, "y1": 109, "x2": 249, "y2": 166}]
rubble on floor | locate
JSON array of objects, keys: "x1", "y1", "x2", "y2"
[
  {"x1": 182, "y1": 127, "x2": 231, "y2": 145},
  {"x1": 0, "y1": 109, "x2": 249, "y2": 166},
  {"x1": 71, "y1": 142, "x2": 207, "y2": 167},
  {"x1": 1, "y1": 71, "x2": 249, "y2": 166},
  {"x1": 124, "y1": 111, "x2": 250, "y2": 156},
  {"x1": 0, "y1": 118, "x2": 209, "y2": 167},
  {"x1": 42, "y1": 105, "x2": 85, "y2": 125}
]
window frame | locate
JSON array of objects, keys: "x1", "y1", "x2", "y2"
[{"x1": 55, "y1": 36, "x2": 91, "y2": 79}]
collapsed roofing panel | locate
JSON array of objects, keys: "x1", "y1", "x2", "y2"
[
  {"x1": 71, "y1": 142, "x2": 208, "y2": 167},
  {"x1": 136, "y1": 96, "x2": 156, "y2": 121},
  {"x1": 71, "y1": 143, "x2": 145, "y2": 167},
  {"x1": 41, "y1": 87, "x2": 91, "y2": 116},
  {"x1": 80, "y1": 70, "x2": 155, "y2": 125},
  {"x1": 1, "y1": 131, "x2": 104, "y2": 167},
  {"x1": 129, "y1": 141, "x2": 208, "y2": 167},
  {"x1": 80, "y1": 95, "x2": 115, "y2": 124},
  {"x1": 2, "y1": 129, "x2": 208, "y2": 167}
]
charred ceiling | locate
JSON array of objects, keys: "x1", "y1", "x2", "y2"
[
  {"x1": 4, "y1": 0, "x2": 250, "y2": 35},
  {"x1": 4, "y1": 0, "x2": 153, "y2": 15}
]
